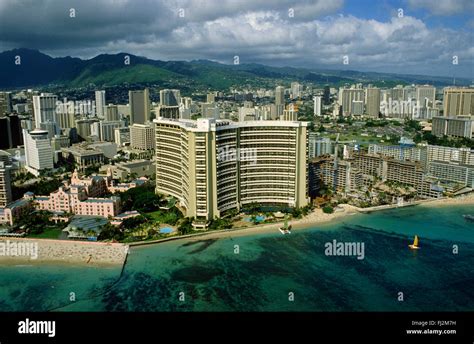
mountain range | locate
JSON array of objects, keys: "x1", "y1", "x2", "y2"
[{"x1": 0, "y1": 48, "x2": 469, "y2": 90}]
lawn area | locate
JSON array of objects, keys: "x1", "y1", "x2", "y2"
[
  {"x1": 144, "y1": 209, "x2": 181, "y2": 225},
  {"x1": 27, "y1": 227, "x2": 63, "y2": 239},
  {"x1": 146, "y1": 210, "x2": 163, "y2": 221}
]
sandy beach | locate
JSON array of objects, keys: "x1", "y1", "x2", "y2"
[
  {"x1": 0, "y1": 238, "x2": 128, "y2": 266},
  {"x1": 422, "y1": 193, "x2": 474, "y2": 206}
]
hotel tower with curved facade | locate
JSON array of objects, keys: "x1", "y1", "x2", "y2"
[{"x1": 154, "y1": 118, "x2": 308, "y2": 228}]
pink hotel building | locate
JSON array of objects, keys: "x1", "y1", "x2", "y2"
[
  {"x1": 0, "y1": 169, "x2": 147, "y2": 225},
  {"x1": 28, "y1": 186, "x2": 120, "y2": 218},
  {"x1": 25, "y1": 170, "x2": 122, "y2": 218}
]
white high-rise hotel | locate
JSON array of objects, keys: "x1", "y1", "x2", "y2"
[
  {"x1": 154, "y1": 118, "x2": 309, "y2": 228},
  {"x1": 95, "y1": 90, "x2": 106, "y2": 117},
  {"x1": 313, "y1": 96, "x2": 322, "y2": 116},
  {"x1": 23, "y1": 129, "x2": 54, "y2": 176}
]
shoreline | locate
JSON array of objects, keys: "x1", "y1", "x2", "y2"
[
  {"x1": 1, "y1": 192, "x2": 473, "y2": 264},
  {"x1": 0, "y1": 238, "x2": 128, "y2": 267},
  {"x1": 129, "y1": 204, "x2": 360, "y2": 248},
  {"x1": 131, "y1": 193, "x2": 474, "y2": 246}
]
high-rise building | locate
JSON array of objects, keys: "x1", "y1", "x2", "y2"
[
  {"x1": 154, "y1": 118, "x2": 308, "y2": 227},
  {"x1": 129, "y1": 89, "x2": 150, "y2": 125},
  {"x1": 426, "y1": 145, "x2": 474, "y2": 189},
  {"x1": 179, "y1": 97, "x2": 193, "y2": 119},
  {"x1": 114, "y1": 127, "x2": 130, "y2": 147},
  {"x1": 182, "y1": 97, "x2": 192, "y2": 109},
  {"x1": 55, "y1": 111, "x2": 76, "y2": 130},
  {"x1": 105, "y1": 105, "x2": 120, "y2": 121},
  {"x1": 39, "y1": 121, "x2": 60, "y2": 139},
  {"x1": 313, "y1": 96, "x2": 322, "y2": 116},
  {"x1": 351, "y1": 101, "x2": 364, "y2": 116},
  {"x1": 33, "y1": 93, "x2": 58, "y2": 128},
  {"x1": 339, "y1": 88, "x2": 364, "y2": 116},
  {"x1": 0, "y1": 161, "x2": 12, "y2": 208},
  {"x1": 432, "y1": 116, "x2": 474, "y2": 139},
  {"x1": 201, "y1": 103, "x2": 220, "y2": 119},
  {"x1": 0, "y1": 114, "x2": 23, "y2": 149},
  {"x1": 24, "y1": 90, "x2": 37, "y2": 116},
  {"x1": 308, "y1": 134, "x2": 333, "y2": 158},
  {"x1": 130, "y1": 123, "x2": 155, "y2": 151},
  {"x1": 416, "y1": 85, "x2": 436, "y2": 108},
  {"x1": 0, "y1": 150, "x2": 12, "y2": 165},
  {"x1": 275, "y1": 86, "x2": 285, "y2": 117},
  {"x1": 155, "y1": 105, "x2": 180, "y2": 119},
  {"x1": 443, "y1": 87, "x2": 474, "y2": 117},
  {"x1": 427, "y1": 145, "x2": 474, "y2": 165},
  {"x1": 390, "y1": 86, "x2": 404, "y2": 102},
  {"x1": 290, "y1": 82, "x2": 303, "y2": 99},
  {"x1": 403, "y1": 85, "x2": 416, "y2": 102},
  {"x1": 207, "y1": 93, "x2": 216, "y2": 103},
  {"x1": 282, "y1": 104, "x2": 298, "y2": 121},
  {"x1": 159, "y1": 89, "x2": 181, "y2": 106},
  {"x1": 95, "y1": 90, "x2": 106, "y2": 117},
  {"x1": 92, "y1": 121, "x2": 123, "y2": 142},
  {"x1": 0, "y1": 92, "x2": 13, "y2": 116},
  {"x1": 368, "y1": 144, "x2": 427, "y2": 163},
  {"x1": 51, "y1": 135, "x2": 70, "y2": 151},
  {"x1": 365, "y1": 88, "x2": 381, "y2": 118},
  {"x1": 323, "y1": 85, "x2": 330, "y2": 105},
  {"x1": 14, "y1": 103, "x2": 27, "y2": 114},
  {"x1": 23, "y1": 129, "x2": 54, "y2": 176},
  {"x1": 75, "y1": 118, "x2": 98, "y2": 141}
]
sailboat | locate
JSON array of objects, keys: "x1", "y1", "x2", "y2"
[
  {"x1": 279, "y1": 217, "x2": 292, "y2": 235},
  {"x1": 408, "y1": 235, "x2": 420, "y2": 250}
]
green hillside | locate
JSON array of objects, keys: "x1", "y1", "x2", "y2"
[
  {"x1": 70, "y1": 64, "x2": 184, "y2": 87},
  {"x1": 0, "y1": 49, "x2": 469, "y2": 90}
]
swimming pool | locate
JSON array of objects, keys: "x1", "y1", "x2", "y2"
[
  {"x1": 244, "y1": 215, "x2": 265, "y2": 223},
  {"x1": 159, "y1": 227, "x2": 174, "y2": 234}
]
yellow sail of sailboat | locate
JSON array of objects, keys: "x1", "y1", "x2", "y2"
[{"x1": 409, "y1": 235, "x2": 420, "y2": 250}]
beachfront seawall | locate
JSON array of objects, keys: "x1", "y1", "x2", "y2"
[{"x1": 0, "y1": 238, "x2": 128, "y2": 265}]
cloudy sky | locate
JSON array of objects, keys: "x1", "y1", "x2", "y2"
[{"x1": 0, "y1": 0, "x2": 472, "y2": 78}]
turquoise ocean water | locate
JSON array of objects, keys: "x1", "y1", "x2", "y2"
[{"x1": 1, "y1": 204, "x2": 473, "y2": 312}]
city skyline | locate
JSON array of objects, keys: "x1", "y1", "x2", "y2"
[{"x1": 0, "y1": 0, "x2": 472, "y2": 78}]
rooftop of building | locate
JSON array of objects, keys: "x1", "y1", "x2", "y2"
[
  {"x1": 35, "y1": 196, "x2": 51, "y2": 201},
  {"x1": 114, "y1": 210, "x2": 140, "y2": 219},
  {"x1": 61, "y1": 145, "x2": 104, "y2": 157},
  {"x1": 433, "y1": 116, "x2": 473, "y2": 121},
  {"x1": 81, "y1": 198, "x2": 118, "y2": 204},
  {"x1": 114, "y1": 179, "x2": 147, "y2": 187},
  {"x1": 89, "y1": 141, "x2": 117, "y2": 147},
  {"x1": 29, "y1": 129, "x2": 49, "y2": 135},
  {"x1": 5, "y1": 198, "x2": 30, "y2": 209},
  {"x1": 154, "y1": 117, "x2": 308, "y2": 131},
  {"x1": 63, "y1": 215, "x2": 108, "y2": 234},
  {"x1": 116, "y1": 159, "x2": 153, "y2": 168}
]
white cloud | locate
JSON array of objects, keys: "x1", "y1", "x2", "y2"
[
  {"x1": 406, "y1": 0, "x2": 474, "y2": 16},
  {"x1": 0, "y1": 0, "x2": 472, "y2": 77},
  {"x1": 159, "y1": 12, "x2": 473, "y2": 77},
  {"x1": 168, "y1": 0, "x2": 344, "y2": 21}
]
